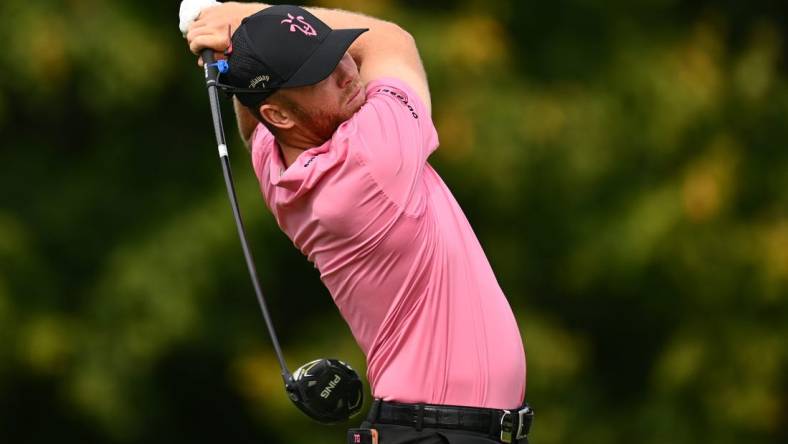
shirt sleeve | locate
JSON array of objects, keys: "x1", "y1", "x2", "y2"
[{"x1": 349, "y1": 77, "x2": 440, "y2": 211}]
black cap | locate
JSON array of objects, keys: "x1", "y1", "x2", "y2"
[{"x1": 218, "y1": 5, "x2": 367, "y2": 107}]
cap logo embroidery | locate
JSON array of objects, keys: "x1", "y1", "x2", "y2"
[
  {"x1": 281, "y1": 13, "x2": 317, "y2": 36},
  {"x1": 249, "y1": 74, "x2": 271, "y2": 88}
]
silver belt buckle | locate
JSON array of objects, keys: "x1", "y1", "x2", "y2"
[
  {"x1": 515, "y1": 405, "x2": 533, "y2": 440},
  {"x1": 500, "y1": 406, "x2": 533, "y2": 443}
]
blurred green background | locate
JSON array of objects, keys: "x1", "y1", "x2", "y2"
[{"x1": 1, "y1": 0, "x2": 786, "y2": 443}]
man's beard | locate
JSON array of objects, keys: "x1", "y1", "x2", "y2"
[
  {"x1": 290, "y1": 85, "x2": 362, "y2": 143},
  {"x1": 294, "y1": 103, "x2": 356, "y2": 143}
]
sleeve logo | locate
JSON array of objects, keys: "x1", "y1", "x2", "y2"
[{"x1": 378, "y1": 88, "x2": 419, "y2": 119}]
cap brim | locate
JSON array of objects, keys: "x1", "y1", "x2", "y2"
[{"x1": 281, "y1": 28, "x2": 368, "y2": 89}]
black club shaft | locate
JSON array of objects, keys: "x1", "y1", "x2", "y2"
[{"x1": 201, "y1": 50, "x2": 291, "y2": 384}]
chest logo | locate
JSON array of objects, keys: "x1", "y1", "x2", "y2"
[{"x1": 303, "y1": 156, "x2": 318, "y2": 167}]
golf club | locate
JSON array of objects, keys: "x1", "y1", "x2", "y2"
[{"x1": 200, "y1": 48, "x2": 363, "y2": 424}]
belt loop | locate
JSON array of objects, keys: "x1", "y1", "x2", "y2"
[
  {"x1": 415, "y1": 403, "x2": 424, "y2": 432},
  {"x1": 368, "y1": 399, "x2": 382, "y2": 424}
]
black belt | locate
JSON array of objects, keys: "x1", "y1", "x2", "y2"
[{"x1": 367, "y1": 400, "x2": 534, "y2": 443}]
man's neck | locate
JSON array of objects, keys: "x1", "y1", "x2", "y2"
[{"x1": 275, "y1": 130, "x2": 329, "y2": 168}]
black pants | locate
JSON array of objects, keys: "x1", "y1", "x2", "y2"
[{"x1": 356, "y1": 421, "x2": 506, "y2": 443}]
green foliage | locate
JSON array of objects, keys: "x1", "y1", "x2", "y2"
[{"x1": 1, "y1": 0, "x2": 786, "y2": 443}]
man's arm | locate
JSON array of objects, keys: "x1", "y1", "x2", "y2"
[{"x1": 187, "y1": 2, "x2": 431, "y2": 137}]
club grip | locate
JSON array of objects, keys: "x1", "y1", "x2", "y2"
[
  {"x1": 201, "y1": 49, "x2": 219, "y2": 83},
  {"x1": 201, "y1": 49, "x2": 215, "y2": 64}
]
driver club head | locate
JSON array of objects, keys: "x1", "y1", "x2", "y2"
[{"x1": 285, "y1": 358, "x2": 364, "y2": 424}]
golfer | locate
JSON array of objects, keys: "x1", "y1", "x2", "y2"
[{"x1": 186, "y1": 2, "x2": 531, "y2": 443}]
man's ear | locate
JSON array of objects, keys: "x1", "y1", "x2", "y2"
[{"x1": 260, "y1": 103, "x2": 295, "y2": 131}]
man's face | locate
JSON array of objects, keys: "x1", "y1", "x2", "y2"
[{"x1": 275, "y1": 52, "x2": 365, "y2": 142}]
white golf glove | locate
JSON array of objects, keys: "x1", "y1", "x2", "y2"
[{"x1": 179, "y1": 0, "x2": 220, "y2": 36}]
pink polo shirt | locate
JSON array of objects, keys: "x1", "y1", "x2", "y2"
[{"x1": 250, "y1": 77, "x2": 525, "y2": 409}]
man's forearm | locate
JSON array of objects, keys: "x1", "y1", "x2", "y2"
[
  {"x1": 298, "y1": 6, "x2": 406, "y2": 64},
  {"x1": 234, "y1": 3, "x2": 409, "y2": 67}
]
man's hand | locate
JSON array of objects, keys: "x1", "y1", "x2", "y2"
[{"x1": 186, "y1": 2, "x2": 267, "y2": 66}]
